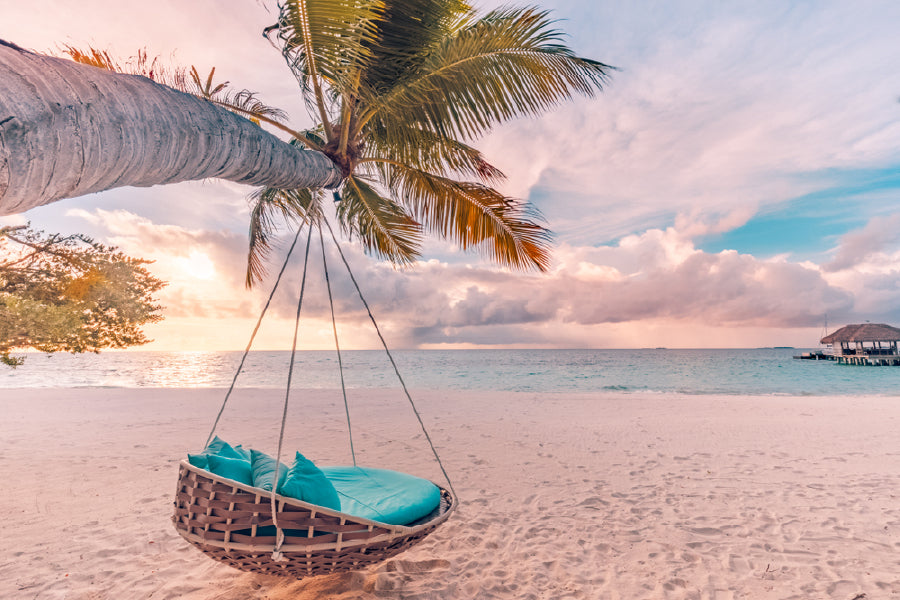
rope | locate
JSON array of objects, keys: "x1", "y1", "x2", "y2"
[
  {"x1": 203, "y1": 225, "x2": 305, "y2": 450},
  {"x1": 271, "y1": 224, "x2": 314, "y2": 560},
  {"x1": 322, "y1": 218, "x2": 457, "y2": 502},
  {"x1": 317, "y1": 223, "x2": 356, "y2": 466}
]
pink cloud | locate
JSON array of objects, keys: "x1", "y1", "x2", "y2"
[
  {"x1": 824, "y1": 214, "x2": 900, "y2": 272},
  {"x1": 65, "y1": 209, "x2": 871, "y2": 348}
]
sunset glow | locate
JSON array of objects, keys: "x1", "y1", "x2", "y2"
[{"x1": 2, "y1": 0, "x2": 899, "y2": 350}]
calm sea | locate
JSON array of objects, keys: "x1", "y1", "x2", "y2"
[{"x1": 1, "y1": 348, "x2": 899, "y2": 396}]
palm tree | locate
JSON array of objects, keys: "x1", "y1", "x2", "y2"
[
  {"x1": 244, "y1": 0, "x2": 612, "y2": 283},
  {"x1": 0, "y1": 1, "x2": 612, "y2": 282}
]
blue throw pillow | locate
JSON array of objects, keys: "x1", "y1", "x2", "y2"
[
  {"x1": 207, "y1": 454, "x2": 253, "y2": 486},
  {"x1": 250, "y1": 449, "x2": 290, "y2": 492},
  {"x1": 278, "y1": 452, "x2": 341, "y2": 511},
  {"x1": 203, "y1": 436, "x2": 250, "y2": 460},
  {"x1": 187, "y1": 453, "x2": 209, "y2": 470},
  {"x1": 232, "y1": 444, "x2": 251, "y2": 461}
]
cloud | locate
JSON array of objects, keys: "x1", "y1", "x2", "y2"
[
  {"x1": 66, "y1": 208, "x2": 253, "y2": 319},
  {"x1": 476, "y1": 0, "x2": 900, "y2": 247},
  {"x1": 61, "y1": 208, "x2": 888, "y2": 348},
  {"x1": 824, "y1": 214, "x2": 900, "y2": 272},
  {"x1": 242, "y1": 226, "x2": 861, "y2": 342},
  {"x1": 559, "y1": 248, "x2": 852, "y2": 328},
  {"x1": 0, "y1": 214, "x2": 29, "y2": 228}
]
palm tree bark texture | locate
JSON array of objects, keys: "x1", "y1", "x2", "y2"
[{"x1": 0, "y1": 39, "x2": 342, "y2": 216}]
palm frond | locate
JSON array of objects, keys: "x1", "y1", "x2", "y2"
[
  {"x1": 364, "y1": 122, "x2": 504, "y2": 182},
  {"x1": 359, "y1": 0, "x2": 471, "y2": 95},
  {"x1": 385, "y1": 164, "x2": 551, "y2": 271},
  {"x1": 186, "y1": 66, "x2": 289, "y2": 127},
  {"x1": 246, "y1": 187, "x2": 323, "y2": 287},
  {"x1": 336, "y1": 175, "x2": 422, "y2": 265},
  {"x1": 189, "y1": 65, "x2": 227, "y2": 97},
  {"x1": 360, "y1": 6, "x2": 614, "y2": 140},
  {"x1": 266, "y1": 0, "x2": 385, "y2": 117}
]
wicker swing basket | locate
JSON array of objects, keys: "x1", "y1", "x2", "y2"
[
  {"x1": 173, "y1": 222, "x2": 457, "y2": 577},
  {"x1": 172, "y1": 460, "x2": 455, "y2": 578}
]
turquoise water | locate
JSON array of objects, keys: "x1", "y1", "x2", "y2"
[{"x1": 1, "y1": 348, "x2": 899, "y2": 396}]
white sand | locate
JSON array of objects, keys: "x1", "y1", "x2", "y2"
[{"x1": 2, "y1": 387, "x2": 899, "y2": 599}]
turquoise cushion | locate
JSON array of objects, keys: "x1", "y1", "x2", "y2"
[
  {"x1": 320, "y1": 466, "x2": 441, "y2": 526},
  {"x1": 204, "y1": 436, "x2": 250, "y2": 460},
  {"x1": 233, "y1": 444, "x2": 251, "y2": 461},
  {"x1": 278, "y1": 452, "x2": 341, "y2": 511},
  {"x1": 250, "y1": 449, "x2": 289, "y2": 492},
  {"x1": 187, "y1": 453, "x2": 209, "y2": 469},
  {"x1": 206, "y1": 454, "x2": 253, "y2": 486}
]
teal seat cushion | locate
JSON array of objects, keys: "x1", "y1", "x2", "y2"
[
  {"x1": 320, "y1": 466, "x2": 441, "y2": 526},
  {"x1": 250, "y1": 449, "x2": 289, "y2": 492},
  {"x1": 277, "y1": 452, "x2": 341, "y2": 511},
  {"x1": 206, "y1": 454, "x2": 253, "y2": 486}
]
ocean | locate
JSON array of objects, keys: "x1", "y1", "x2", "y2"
[{"x1": 2, "y1": 348, "x2": 899, "y2": 396}]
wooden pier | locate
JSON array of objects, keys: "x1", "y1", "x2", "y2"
[{"x1": 832, "y1": 351, "x2": 900, "y2": 366}]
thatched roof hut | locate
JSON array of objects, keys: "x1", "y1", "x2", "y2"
[
  {"x1": 820, "y1": 323, "x2": 900, "y2": 364},
  {"x1": 820, "y1": 323, "x2": 900, "y2": 344}
]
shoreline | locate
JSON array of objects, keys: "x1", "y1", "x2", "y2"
[
  {"x1": 3, "y1": 388, "x2": 899, "y2": 599},
  {"x1": 5, "y1": 384, "x2": 900, "y2": 399}
]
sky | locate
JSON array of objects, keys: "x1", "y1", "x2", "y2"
[{"x1": 1, "y1": 0, "x2": 899, "y2": 350}]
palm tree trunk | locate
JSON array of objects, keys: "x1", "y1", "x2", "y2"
[{"x1": 0, "y1": 40, "x2": 342, "y2": 216}]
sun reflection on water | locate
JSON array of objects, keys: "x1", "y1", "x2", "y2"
[{"x1": 140, "y1": 351, "x2": 232, "y2": 387}]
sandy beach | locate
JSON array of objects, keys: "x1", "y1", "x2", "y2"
[{"x1": 2, "y1": 387, "x2": 899, "y2": 599}]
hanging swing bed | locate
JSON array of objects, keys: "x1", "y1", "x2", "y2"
[{"x1": 172, "y1": 220, "x2": 456, "y2": 578}]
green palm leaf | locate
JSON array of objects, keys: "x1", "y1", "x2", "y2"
[
  {"x1": 385, "y1": 164, "x2": 551, "y2": 271},
  {"x1": 246, "y1": 186, "x2": 322, "y2": 287},
  {"x1": 359, "y1": 0, "x2": 471, "y2": 94},
  {"x1": 360, "y1": 6, "x2": 613, "y2": 139},
  {"x1": 267, "y1": 0, "x2": 385, "y2": 94},
  {"x1": 364, "y1": 123, "x2": 504, "y2": 182},
  {"x1": 337, "y1": 176, "x2": 422, "y2": 265}
]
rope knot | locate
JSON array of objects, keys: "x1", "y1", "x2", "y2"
[{"x1": 272, "y1": 529, "x2": 286, "y2": 562}]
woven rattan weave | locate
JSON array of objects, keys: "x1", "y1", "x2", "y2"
[{"x1": 172, "y1": 461, "x2": 454, "y2": 577}]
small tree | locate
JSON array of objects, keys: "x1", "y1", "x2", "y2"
[{"x1": 0, "y1": 225, "x2": 165, "y2": 367}]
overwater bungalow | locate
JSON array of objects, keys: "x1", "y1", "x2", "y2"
[{"x1": 820, "y1": 323, "x2": 900, "y2": 365}]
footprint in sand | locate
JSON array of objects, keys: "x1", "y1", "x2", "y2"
[
  {"x1": 577, "y1": 496, "x2": 610, "y2": 509},
  {"x1": 727, "y1": 554, "x2": 751, "y2": 574},
  {"x1": 380, "y1": 559, "x2": 451, "y2": 574},
  {"x1": 689, "y1": 526, "x2": 723, "y2": 535}
]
